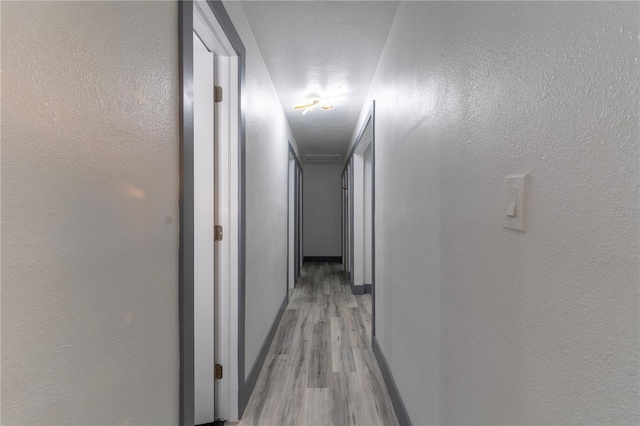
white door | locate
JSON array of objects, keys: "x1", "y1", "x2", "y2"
[
  {"x1": 288, "y1": 155, "x2": 295, "y2": 292},
  {"x1": 193, "y1": 32, "x2": 216, "y2": 424}
]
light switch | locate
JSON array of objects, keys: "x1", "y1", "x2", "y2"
[
  {"x1": 504, "y1": 174, "x2": 529, "y2": 232},
  {"x1": 507, "y1": 189, "x2": 518, "y2": 217}
]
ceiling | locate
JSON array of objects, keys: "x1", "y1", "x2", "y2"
[{"x1": 240, "y1": 1, "x2": 399, "y2": 164}]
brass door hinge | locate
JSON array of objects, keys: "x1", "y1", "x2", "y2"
[
  {"x1": 214, "y1": 225, "x2": 223, "y2": 241},
  {"x1": 214, "y1": 86, "x2": 223, "y2": 103},
  {"x1": 214, "y1": 363, "x2": 223, "y2": 380}
]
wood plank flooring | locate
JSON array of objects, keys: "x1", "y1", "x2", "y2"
[{"x1": 235, "y1": 263, "x2": 398, "y2": 426}]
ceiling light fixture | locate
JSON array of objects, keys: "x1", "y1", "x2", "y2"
[{"x1": 294, "y1": 86, "x2": 343, "y2": 114}]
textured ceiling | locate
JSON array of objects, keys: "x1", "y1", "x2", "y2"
[{"x1": 241, "y1": 1, "x2": 399, "y2": 163}]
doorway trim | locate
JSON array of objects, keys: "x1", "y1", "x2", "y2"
[{"x1": 179, "y1": 1, "x2": 246, "y2": 424}]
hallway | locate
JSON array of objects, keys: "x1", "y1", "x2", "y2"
[
  {"x1": 2, "y1": 1, "x2": 638, "y2": 425},
  {"x1": 237, "y1": 263, "x2": 397, "y2": 426}
]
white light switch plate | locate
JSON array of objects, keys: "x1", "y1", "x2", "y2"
[{"x1": 504, "y1": 174, "x2": 529, "y2": 232}]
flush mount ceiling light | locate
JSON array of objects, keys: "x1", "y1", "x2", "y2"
[
  {"x1": 294, "y1": 86, "x2": 342, "y2": 114},
  {"x1": 294, "y1": 97, "x2": 323, "y2": 115}
]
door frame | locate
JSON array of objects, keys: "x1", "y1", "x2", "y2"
[
  {"x1": 287, "y1": 142, "x2": 303, "y2": 295},
  {"x1": 341, "y1": 101, "x2": 376, "y2": 331},
  {"x1": 298, "y1": 167, "x2": 303, "y2": 275},
  {"x1": 179, "y1": 1, "x2": 246, "y2": 424},
  {"x1": 341, "y1": 160, "x2": 353, "y2": 281}
]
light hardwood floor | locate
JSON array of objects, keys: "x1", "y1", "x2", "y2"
[{"x1": 235, "y1": 263, "x2": 398, "y2": 426}]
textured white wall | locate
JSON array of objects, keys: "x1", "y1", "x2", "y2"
[
  {"x1": 351, "y1": 2, "x2": 639, "y2": 424},
  {"x1": 1, "y1": 2, "x2": 180, "y2": 424},
  {"x1": 303, "y1": 164, "x2": 343, "y2": 257},
  {"x1": 222, "y1": 1, "x2": 300, "y2": 380}
]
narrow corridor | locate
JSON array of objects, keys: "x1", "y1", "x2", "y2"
[{"x1": 236, "y1": 263, "x2": 398, "y2": 426}]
